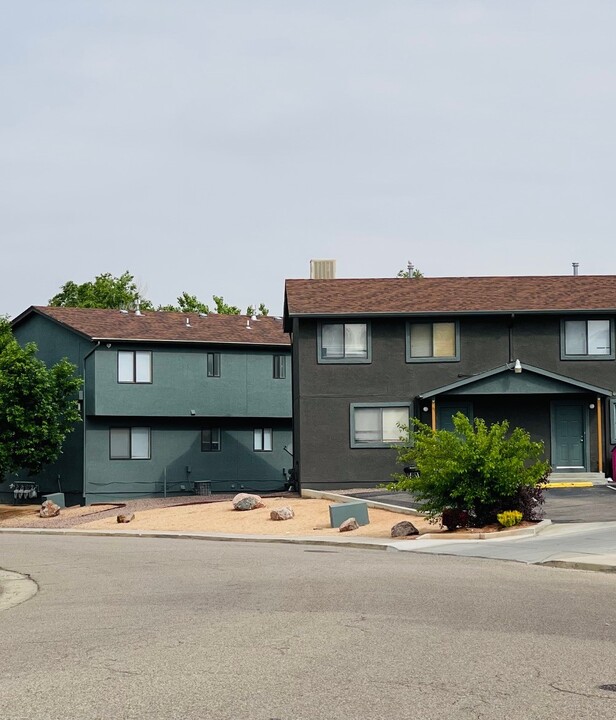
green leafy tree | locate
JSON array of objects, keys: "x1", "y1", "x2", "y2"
[
  {"x1": 387, "y1": 413, "x2": 549, "y2": 526},
  {"x1": 0, "y1": 319, "x2": 82, "y2": 477},
  {"x1": 49, "y1": 272, "x2": 154, "y2": 310},
  {"x1": 212, "y1": 295, "x2": 241, "y2": 315},
  {"x1": 158, "y1": 292, "x2": 210, "y2": 314},
  {"x1": 246, "y1": 302, "x2": 270, "y2": 317}
]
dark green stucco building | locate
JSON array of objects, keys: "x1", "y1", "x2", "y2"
[
  {"x1": 2, "y1": 307, "x2": 292, "y2": 505},
  {"x1": 284, "y1": 275, "x2": 616, "y2": 490}
]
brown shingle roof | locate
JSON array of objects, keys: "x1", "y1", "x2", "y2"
[
  {"x1": 284, "y1": 276, "x2": 616, "y2": 318},
  {"x1": 20, "y1": 307, "x2": 290, "y2": 346}
]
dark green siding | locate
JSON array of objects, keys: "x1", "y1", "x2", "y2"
[
  {"x1": 92, "y1": 346, "x2": 291, "y2": 417},
  {"x1": 294, "y1": 315, "x2": 616, "y2": 489},
  {"x1": 84, "y1": 419, "x2": 292, "y2": 502}
]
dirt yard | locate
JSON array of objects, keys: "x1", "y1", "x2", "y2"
[{"x1": 77, "y1": 497, "x2": 437, "y2": 539}]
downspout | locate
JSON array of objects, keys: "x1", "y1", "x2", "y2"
[
  {"x1": 81, "y1": 341, "x2": 101, "y2": 503},
  {"x1": 431, "y1": 399, "x2": 436, "y2": 431},
  {"x1": 597, "y1": 396, "x2": 603, "y2": 474}
]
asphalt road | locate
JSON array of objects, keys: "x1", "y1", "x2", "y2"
[{"x1": 2, "y1": 535, "x2": 616, "y2": 720}]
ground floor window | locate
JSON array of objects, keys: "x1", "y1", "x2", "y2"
[
  {"x1": 253, "y1": 428, "x2": 273, "y2": 451},
  {"x1": 201, "y1": 428, "x2": 221, "y2": 452},
  {"x1": 350, "y1": 404, "x2": 411, "y2": 448},
  {"x1": 109, "y1": 427, "x2": 151, "y2": 459}
]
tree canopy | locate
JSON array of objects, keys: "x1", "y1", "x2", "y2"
[
  {"x1": 0, "y1": 319, "x2": 82, "y2": 477},
  {"x1": 48, "y1": 273, "x2": 270, "y2": 316},
  {"x1": 49, "y1": 272, "x2": 153, "y2": 310}
]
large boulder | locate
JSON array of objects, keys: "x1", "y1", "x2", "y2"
[
  {"x1": 390, "y1": 520, "x2": 419, "y2": 537},
  {"x1": 232, "y1": 493, "x2": 265, "y2": 511},
  {"x1": 39, "y1": 500, "x2": 60, "y2": 518},
  {"x1": 339, "y1": 517, "x2": 359, "y2": 532},
  {"x1": 270, "y1": 506, "x2": 294, "y2": 521}
]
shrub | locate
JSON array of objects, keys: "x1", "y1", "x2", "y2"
[
  {"x1": 497, "y1": 510, "x2": 523, "y2": 527},
  {"x1": 441, "y1": 508, "x2": 469, "y2": 531},
  {"x1": 386, "y1": 413, "x2": 550, "y2": 527}
]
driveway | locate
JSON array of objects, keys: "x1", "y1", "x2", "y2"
[{"x1": 350, "y1": 486, "x2": 616, "y2": 523}]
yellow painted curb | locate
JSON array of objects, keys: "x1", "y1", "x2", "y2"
[{"x1": 545, "y1": 482, "x2": 594, "y2": 488}]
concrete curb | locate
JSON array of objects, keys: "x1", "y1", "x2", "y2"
[
  {"x1": 0, "y1": 527, "x2": 396, "y2": 551},
  {"x1": 0, "y1": 568, "x2": 38, "y2": 612},
  {"x1": 301, "y1": 488, "x2": 423, "y2": 516},
  {"x1": 539, "y1": 559, "x2": 616, "y2": 573},
  {"x1": 417, "y1": 518, "x2": 553, "y2": 541},
  {"x1": 546, "y1": 482, "x2": 594, "y2": 489}
]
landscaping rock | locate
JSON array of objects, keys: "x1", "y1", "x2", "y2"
[
  {"x1": 390, "y1": 520, "x2": 419, "y2": 537},
  {"x1": 270, "y1": 506, "x2": 294, "y2": 521},
  {"x1": 232, "y1": 493, "x2": 265, "y2": 511},
  {"x1": 117, "y1": 513, "x2": 135, "y2": 523},
  {"x1": 39, "y1": 500, "x2": 60, "y2": 518},
  {"x1": 339, "y1": 517, "x2": 359, "y2": 532}
]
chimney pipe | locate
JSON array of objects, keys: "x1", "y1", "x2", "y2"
[{"x1": 572, "y1": 262, "x2": 579, "y2": 276}]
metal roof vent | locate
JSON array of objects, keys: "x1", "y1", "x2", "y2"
[
  {"x1": 310, "y1": 259, "x2": 336, "y2": 279},
  {"x1": 572, "y1": 262, "x2": 579, "y2": 276}
]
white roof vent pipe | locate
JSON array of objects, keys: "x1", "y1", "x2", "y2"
[{"x1": 572, "y1": 262, "x2": 579, "y2": 276}]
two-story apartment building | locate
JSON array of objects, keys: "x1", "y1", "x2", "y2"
[
  {"x1": 2, "y1": 306, "x2": 292, "y2": 504},
  {"x1": 284, "y1": 275, "x2": 616, "y2": 490}
]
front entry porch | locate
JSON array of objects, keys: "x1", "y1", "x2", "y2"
[{"x1": 417, "y1": 363, "x2": 614, "y2": 477}]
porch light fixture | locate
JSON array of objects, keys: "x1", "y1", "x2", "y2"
[{"x1": 514, "y1": 359, "x2": 522, "y2": 374}]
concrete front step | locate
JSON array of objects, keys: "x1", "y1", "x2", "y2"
[{"x1": 548, "y1": 472, "x2": 606, "y2": 486}]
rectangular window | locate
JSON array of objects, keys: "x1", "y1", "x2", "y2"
[
  {"x1": 201, "y1": 428, "x2": 221, "y2": 452},
  {"x1": 253, "y1": 428, "x2": 273, "y2": 452},
  {"x1": 110, "y1": 427, "x2": 151, "y2": 459},
  {"x1": 562, "y1": 319, "x2": 613, "y2": 359},
  {"x1": 207, "y1": 352, "x2": 221, "y2": 377},
  {"x1": 273, "y1": 355, "x2": 286, "y2": 379},
  {"x1": 351, "y1": 404, "x2": 411, "y2": 448},
  {"x1": 117, "y1": 351, "x2": 152, "y2": 383},
  {"x1": 318, "y1": 322, "x2": 370, "y2": 363},
  {"x1": 407, "y1": 322, "x2": 458, "y2": 362}
]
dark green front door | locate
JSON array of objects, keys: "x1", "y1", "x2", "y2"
[
  {"x1": 437, "y1": 401, "x2": 473, "y2": 432},
  {"x1": 552, "y1": 403, "x2": 586, "y2": 470}
]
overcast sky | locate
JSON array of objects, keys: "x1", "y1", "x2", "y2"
[{"x1": 1, "y1": 1, "x2": 615, "y2": 318}]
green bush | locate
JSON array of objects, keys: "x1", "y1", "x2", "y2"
[
  {"x1": 386, "y1": 413, "x2": 550, "y2": 527},
  {"x1": 496, "y1": 510, "x2": 523, "y2": 527}
]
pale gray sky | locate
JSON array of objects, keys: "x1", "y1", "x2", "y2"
[{"x1": 2, "y1": 1, "x2": 615, "y2": 318}]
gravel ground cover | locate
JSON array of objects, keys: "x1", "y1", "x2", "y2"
[{"x1": 0, "y1": 492, "x2": 297, "y2": 529}]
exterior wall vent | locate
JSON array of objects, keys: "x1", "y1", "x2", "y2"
[{"x1": 310, "y1": 259, "x2": 336, "y2": 279}]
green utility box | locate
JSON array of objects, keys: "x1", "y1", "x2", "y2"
[{"x1": 329, "y1": 500, "x2": 370, "y2": 528}]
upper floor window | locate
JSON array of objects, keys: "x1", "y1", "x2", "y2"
[
  {"x1": 406, "y1": 322, "x2": 459, "y2": 362},
  {"x1": 110, "y1": 427, "x2": 151, "y2": 459},
  {"x1": 253, "y1": 428, "x2": 273, "y2": 452},
  {"x1": 207, "y1": 352, "x2": 221, "y2": 377},
  {"x1": 318, "y1": 322, "x2": 371, "y2": 363},
  {"x1": 201, "y1": 428, "x2": 221, "y2": 452},
  {"x1": 562, "y1": 319, "x2": 614, "y2": 359},
  {"x1": 273, "y1": 355, "x2": 286, "y2": 379},
  {"x1": 118, "y1": 351, "x2": 152, "y2": 383},
  {"x1": 350, "y1": 404, "x2": 411, "y2": 448}
]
